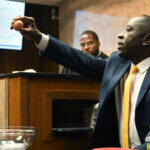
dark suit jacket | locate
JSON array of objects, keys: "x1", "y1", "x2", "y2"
[
  {"x1": 61, "y1": 50, "x2": 108, "y2": 74},
  {"x1": 42, "y1": 36, "x2": 150, "y2": 150},
  {"x1": 98, "y1": 51, "x2": 108, "y2": 59},
  {"x1": 61, "y1": 66, "x2": 79, "y2": 74}
]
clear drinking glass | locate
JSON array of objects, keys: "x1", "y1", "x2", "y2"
[{"x1": 0, "y1": 126, "x2": 38, "y2": 150}]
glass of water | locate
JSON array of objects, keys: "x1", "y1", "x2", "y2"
[{"x1": 0, "y1": 126, "x2": 38, "y2": 150}]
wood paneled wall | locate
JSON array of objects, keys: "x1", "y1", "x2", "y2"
[{"x1": 0, "y1": 3, "x2": 59, "y2": 74}]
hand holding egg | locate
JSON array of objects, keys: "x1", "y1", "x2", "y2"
[{"x1": 11, "y1": 16, "x2": 42, "y2": 43}]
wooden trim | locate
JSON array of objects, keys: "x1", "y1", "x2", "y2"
[
  {"x1": 0, "y1": 79, "x2": 8, "y2": 126},
  {"x1": 43, "y1": 90, "x2": 99, "y2": 141}
]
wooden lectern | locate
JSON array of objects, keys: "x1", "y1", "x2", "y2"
[{"x1": 0, "y1": 73, "x2": 100, "y2": 150}]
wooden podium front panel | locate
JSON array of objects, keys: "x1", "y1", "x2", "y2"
[
  {"x1": 43, "y1": 90, "x2": 99, "y2": 141},
  {"x1": 3, "y1": 75, "x2": 100, "y2": 150},
  {"x1": 27, "y1": 77, "x2": 100, "y2": 150}
]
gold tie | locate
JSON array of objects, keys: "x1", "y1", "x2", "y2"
[{"x1": 122, "y1": 65, "x2": 138, "y2": 148}]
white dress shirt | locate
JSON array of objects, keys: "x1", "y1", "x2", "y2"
[{"x1": 36, "y1": 33, "x2": 49, "y2": 51}]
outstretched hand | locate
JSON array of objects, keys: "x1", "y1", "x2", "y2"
[{"x1": 11, "y1": 16, "x2": 42, "y2": 44}]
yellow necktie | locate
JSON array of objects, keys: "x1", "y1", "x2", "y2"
[{"x1": 122, "y1": 65, "x2": 138, "y2": 148}]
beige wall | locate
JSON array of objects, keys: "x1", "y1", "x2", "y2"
[{"x1": 59, "y1": 0, "x2": 150, "y2": 46}]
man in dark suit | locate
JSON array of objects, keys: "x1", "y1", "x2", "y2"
[
  {"x1": 11, "y1": 15, "x2": 150, "y2": 150},
  {"x1": 61, "y1": 30, "x2": 108, "y2": 74}
]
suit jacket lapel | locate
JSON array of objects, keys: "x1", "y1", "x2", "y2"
[
  {"x1": 100, "y1": 61, "x2": 131, "y2": 106},
  {"x1": 107, "y1": 62, "x2": 131, "y2": 96},
  {"x1": 136, "y1": 67, "x2": 150, "y2": 107}
]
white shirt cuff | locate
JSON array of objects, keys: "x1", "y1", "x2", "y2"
[{"x1": 36, "y1": 33, "x2": 49, "y2": 51}]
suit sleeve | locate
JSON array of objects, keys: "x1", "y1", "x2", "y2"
[
  {"x1": 135, "y1": 143, "x2": 146, "y2": 150},
  {"x1": 41, "y1": 35, "x2": 107, "y2": 81}
]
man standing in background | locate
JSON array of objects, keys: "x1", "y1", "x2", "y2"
[{"x1": 61, "y1": 30, "x2": 108, "y2": 74}]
